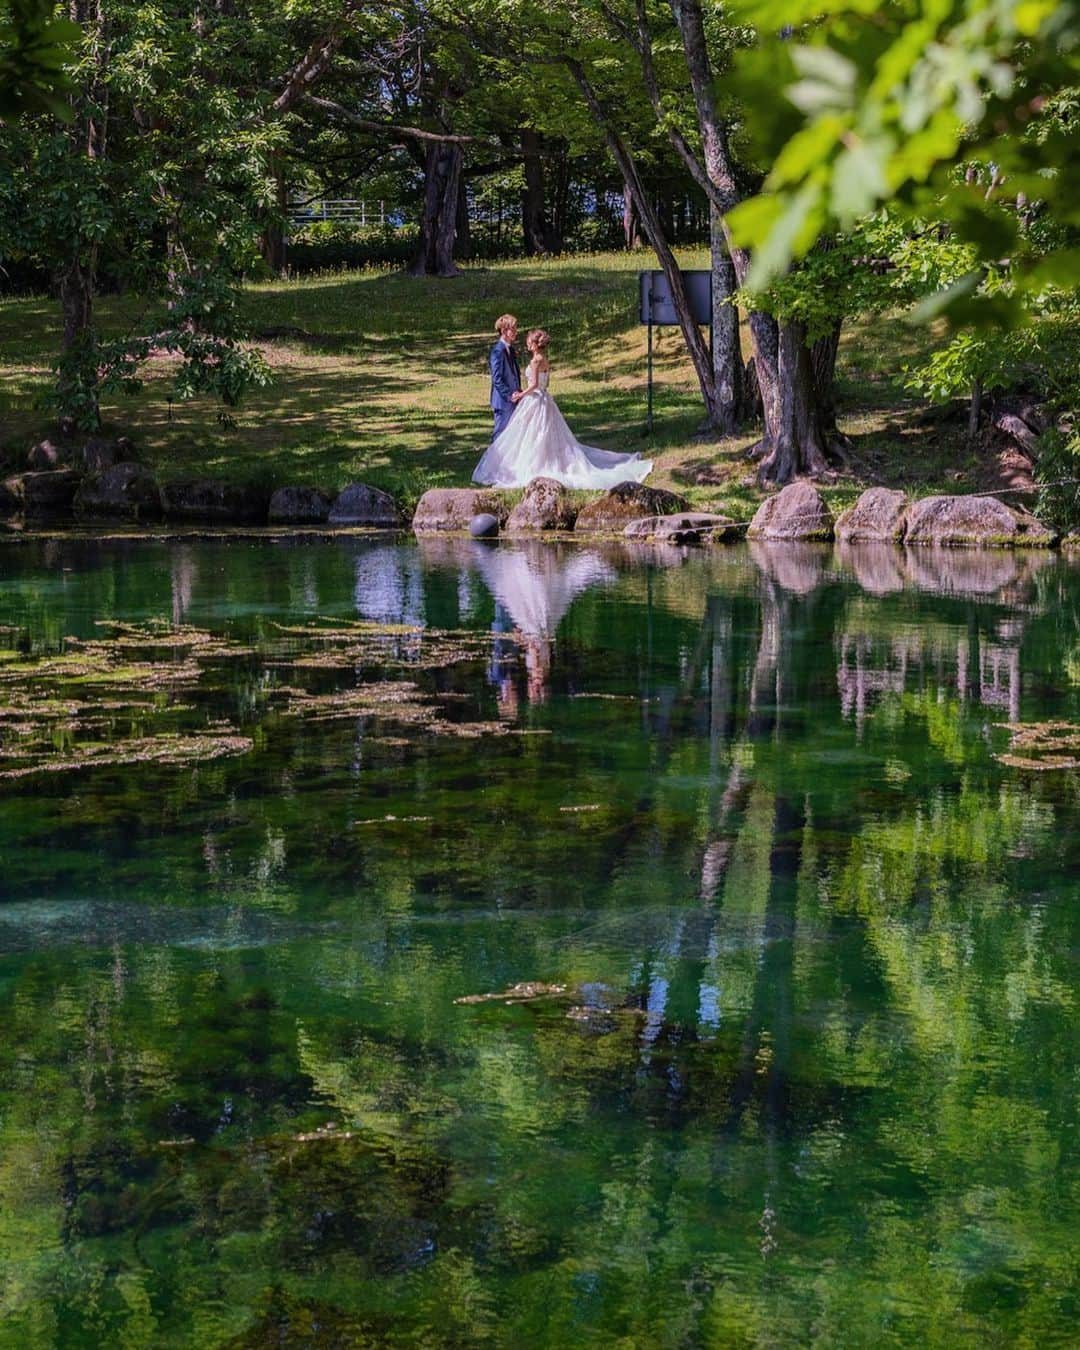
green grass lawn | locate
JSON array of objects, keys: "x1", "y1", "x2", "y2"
[{"x1": 0, "y1": 249, "x2": 968, "y2": 519}]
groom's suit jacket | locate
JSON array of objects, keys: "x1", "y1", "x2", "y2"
[{"x1": 489, "y1": 340, "x2": 521, "y2": 414}]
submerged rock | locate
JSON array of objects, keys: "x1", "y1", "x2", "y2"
[
  {"x1": 505, "y1": 477, "x2": 578, "y2": 532},
  {"x1": 268, "y1": 485, "x2": 333, "y2": 524},
  {"x1": 161, "y1": 479, "x2": 270, "y2": 524},
  {"x1": 903, "y1": 494, "x2": 1055, "y2": 547},
  {"x1": 623, "y1": 510, "x2": 738, "y2": 544},
  {"x1": 412, "y1": 488, "x2": 507, "y2": 532},
  {"x1": 328, "y1": 482, "x2": 401, "y2": 527},
  {"x1": 455, "y1": 981, "x2": 567, "y2": 1006},
  {"x1": 747, "y1": 480, "x2": 834, "y2": 541},
  {"x1": 74, "y1": 463, "x2": 161, "y2": 522},
  {"x1": 835, "y1": 487, "x2": 909, "y2": 543},
  {"x1": 574, "y1": 482, "x2": 690, "y2": 533}
]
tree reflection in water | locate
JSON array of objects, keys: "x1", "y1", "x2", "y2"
[{"x1": 0, "y1": 534, "x2": 1075, "y2": 1345}]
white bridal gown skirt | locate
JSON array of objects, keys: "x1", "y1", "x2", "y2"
[{"x1": 472, "y1": 390, "x2": 652, "y2": 490}]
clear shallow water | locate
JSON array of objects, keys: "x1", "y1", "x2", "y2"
[{"x1": 0, "y1": 532, "x2": 1076, "y2": 1347}]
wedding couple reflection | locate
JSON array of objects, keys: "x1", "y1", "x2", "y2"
[
  {"x1": 476, "y1": 540, "x2": 617, "y2": 709},
  {"x1": 416, "y1": 536, "x2": 616, "y2": 709}
]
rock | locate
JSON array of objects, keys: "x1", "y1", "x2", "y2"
[
  {"x1": 80, "y1": 437, "x2": 123, "y2": 472},
  {"x1": 0, "y1": 469, "x2": 82, "y2": 518},
  {"x1": 468, "y1": 513, "x2": 499, "y2": 538},
  {"x1": 26, "y1": 439, "x2": 68, "y2": 471},
  {"x1": 505, "y1": 477, "x2": 578, "y2": 532},
  {"x1": 268, "y1": 485, "x2": 333, "y2": 525},
  {"x1": 160, "y1": 479, "x2": 269, "y2": 524},
  {"x1": 328, "y1": 482, "x2": 401, "y2": 527},
  {"x1": 574, "y1": 482, "x2": 691, "y2": 533},
  {"x1": 993, "y1": 412, "x2": 1041, "y2": 455},
  {"x1": 412, "y1": 488, "x2": 507, "y2": 533},
  {"x1": 835, "y1": 488, "x2": 909, "y2": 543},
  {"x1": 747, "y1": 480, "x2": 835, "y2": 541},
  {"x1": 623, "y1": 510, "x2": 738, "y2": 544},
  {"x1": 74, "y1": 463, "x2": 162, "y2": 522},
  {"x1": 902, "y1": 494, "x2": 1056, "y2": 548}
]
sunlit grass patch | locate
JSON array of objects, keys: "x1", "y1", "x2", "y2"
[{"x1": 0, "y1": 250, "x2": 961, "y2": 515}]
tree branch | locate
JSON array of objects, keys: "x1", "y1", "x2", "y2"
[{"x1": 304, "y1": 95, "x2": 481, "y2": 144}]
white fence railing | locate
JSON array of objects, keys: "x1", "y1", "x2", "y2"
[{"x1": 287, "y1": 199, "x2": 388, "y2": 226}]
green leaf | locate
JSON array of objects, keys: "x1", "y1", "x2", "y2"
[{"x1": 830, "y1": 136, "x2": 891, "y2": 221}]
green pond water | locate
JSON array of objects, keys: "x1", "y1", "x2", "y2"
[{"x1": 0, "y1": 532, "x2": 1076, "y2": 1347}]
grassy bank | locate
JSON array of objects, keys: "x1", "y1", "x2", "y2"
[{"x1": 0, "y1": 250, "x2": 967, "y2": 519}]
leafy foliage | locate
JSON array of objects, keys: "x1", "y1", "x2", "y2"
[
  {"x1": 0, "y1": 0, "x2": 80, "y2": 121},
  {"x1": 727, "y1": 0, "x2": 1080, "y2": 307}
]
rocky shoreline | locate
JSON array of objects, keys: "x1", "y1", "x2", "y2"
[{"x1": 2, "y1": 436, "x2": 1074, "y2": 550}]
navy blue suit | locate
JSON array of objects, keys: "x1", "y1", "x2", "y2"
[{"x1": 489, "y1": 340, "x2": 521, "y2": 441}]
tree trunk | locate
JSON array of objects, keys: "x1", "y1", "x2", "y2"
[
  {"x1": 410, "y1": 141, "x2": 463, "y2": 277},
  {"x1": 260, "y1": 157, "x2": 288, "y2": 276},
  {"x1": 623, "y1": 180, "x2": 641, "y2": 249},
  {"x1": 455, "y1": 172, "x2": 471, "y2": 261},
  {"x1": 568, "y1": 61, "x2": 724, "y2": 428},
  {"x1": 520, "y1": 128, "x2": 548, "y2": 255},
  {"x1": 811, "y1": 321, "x2": 842, "y2": 433},
  {"x1": 549, "y1": 145, "x2": 569, "y2": 253},
  {"x1": 666, "y1": 0, "x2": 833, "y2": 457},
  {"x1": 709, "y1": 208, "x2": 743, "y2": 433},
  {"x1": 57, "y1": 0, "x2": 106, "y2": 431},
  {"x1": 752, "y1": 320, "x2": 833, "y2": 484},
  {"x1": 57, "y1": 255, "x2": 99, "y2": 431}
]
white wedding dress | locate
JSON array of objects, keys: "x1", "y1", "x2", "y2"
[{"x1": 472, "y1": 364, "x2": 652, "y2": 489}]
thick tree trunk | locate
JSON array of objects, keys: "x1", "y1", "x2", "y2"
[
  {"x1": 752, "y1": 320, "x2": 833, "y2": 484},
  {"x1": 520, "y1": 128, "x2": 548, "y2": 256},
  {"x1": 410, "y1": 141, "x2": 463, "y2": 277}
]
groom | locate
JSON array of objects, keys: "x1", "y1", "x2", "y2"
[{"x1": 489, "y1": 313, "x2": 522, "y2": 441}]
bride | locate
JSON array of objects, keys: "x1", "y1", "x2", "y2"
[{"x1": 472, "y1": 329, "x2": 652, "y2": 490}]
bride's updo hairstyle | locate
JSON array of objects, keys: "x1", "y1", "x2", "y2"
[{"x1": 527, "y1": 329, "x2": 550, "y2": 353}]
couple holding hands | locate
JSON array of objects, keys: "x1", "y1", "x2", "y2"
[{"x1": 471, "y1": 313, "x2": 652, "y2": 491}]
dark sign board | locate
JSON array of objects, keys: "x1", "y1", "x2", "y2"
[{"x1": 639, "y1": 269, "x2": 712, "y2": 325}]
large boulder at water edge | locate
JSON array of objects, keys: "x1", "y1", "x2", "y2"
[
  {"x1": 835, "y1": 488, "x2": 909, "y2": 543},
  {"x1": 505, "y1": 477, "x2": 578, "y2": 532},
  {"x1": 623, "y1": 511, "x2": 738, "y2": 544},
  {"x1": 328, "y1": 482, "x2": 401, "y2": 526},
  {"x1": 160, "y1": 479, "x2": 270, "y2": 524},
  {"x1": 574, "y1": 482, "x2": 690, "y2": 533},
  {"x1": 747, "y1": 480, "x2": 834, "y2": 542},
  {"x1": 0, "y1": 469, "x2": 82, "y2": 518},
  {"x1": 268, "y1": 485, "x2": 333, "y2": 524},
  {"x1": 902, "y1": 494, "x2": 1055, "y2": 547},
  {"x1": 73, "y1": 463, "x2": 162, "y2": 522},
  {"x1": 412, "y1": 488, "x2": 507, "y2": 532}
]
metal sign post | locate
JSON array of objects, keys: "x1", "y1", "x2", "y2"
[{"x1": 638, "y1": 269, "x2": 713, "y2": 434}]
